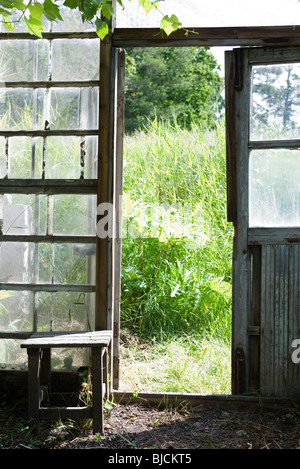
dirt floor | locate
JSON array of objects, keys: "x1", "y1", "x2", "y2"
[{"x1": 1, "y1": 399, "x2": 300, "y2": 451}]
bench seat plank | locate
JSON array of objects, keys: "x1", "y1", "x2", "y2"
[{"x1": 21, "y1": 331, "x2": 112, "y2": 348}]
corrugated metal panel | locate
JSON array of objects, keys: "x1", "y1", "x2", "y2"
[{"x1": 261, "y1": 244, "x2": 300, "y2": 397}]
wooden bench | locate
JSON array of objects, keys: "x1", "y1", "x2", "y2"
[{"x1": 21, "y1": 330, "x2": 112, "y2": 434}]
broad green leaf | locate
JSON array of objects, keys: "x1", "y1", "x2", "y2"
[
  {"x1": 11, "y1": 0, "x2": 27, "y2": 9},
  {"x1": 0, "y1": 0, "x2": 16, "y2": 9},
  {"x1": 139, "y1": 0, "x2": 157, "y2": 15},
  {"x1": 95, "y1": 16, "x2": 108, "y2": 39},
  {"x1": 160, "y1": 14, "x2": 181, "y2": 36},
  {"x1": 24, "y1": 16, "x2": 43, "y2": 38},
  {"x1": 28, "y1": 1, "x2": 43, "y2": 20},
  {"x1": 63, "y1": 0, "x2": 79, "y2": 9},
  {"x1": 82, "y1": 0, "x2": 99, "y2": 19},
  {"x1": 100, "y1": 0, "x2": 114, "y2": 20},
  {"x1": 43, "y1": 0, "x2": 63, "y2": 22}
]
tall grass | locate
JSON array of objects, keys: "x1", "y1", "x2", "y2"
[{"x1": 121, "y1": 119, "x2": 233, "y2": 343}]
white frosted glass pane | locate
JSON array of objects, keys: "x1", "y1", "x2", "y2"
[
  {"x1": 84, "y1": 136, "x2": 98, "y2": 179},
  {"x1": 38, "y1": 243, "x2": 95, "y2": 285},
  {"x1": 8, "y1": 137, "x2": 43, "y2": 178},
  {"x1": 36, "y1": 292, "x2": 95, "y2": 333},
  {"x1": 0, "y1": 40, "x2": 49, "y2": 82},
  {"x1": 54, "y1": 244, "x2": 95, "y2": 285},
  {"x1": 249, "y1": 150, "x2": 300, "y2": 227},
  {"x1": 50, "y1": 88, "x2": 98, "y2": 130},
  {"x1": 0, "y1": 89, "x2": 44, "y2": 130},
  {"x1": 8, "y1": 137, "x2": 32, "y2": 177},
  {"x1": 251, "y1": 64, "x2": 300, "y2": 140},
  {"x1": 45, "y1": 136, "x2": 81, "y2": 178},
  {"x1": 0, "y1": 242, "x2": 34, "y2": 283},
  {"x1": 0, "y1": 339, "x2": 28, "y2": 369},
  {"x1": 52, "y1": 39, "x2": 99, "y2": 80},
  {"x1": 117, "y1": 0, "x2": 300, "y2": 27},
  {"x1": 0, "y1": 291, "x2": 33, "y2": 332},
  {"x1": 0, "y1": 137, "x2": 6, "y2": 177},
  {"x1": 50, "y1": 88, "x2": 80, "y2": 130},
  {"x1": 53, "y1": 194, "x2": 96, "y2": 235},
  {"x1": 3, "y1": 194, "x2": 36, "y2": 235}
]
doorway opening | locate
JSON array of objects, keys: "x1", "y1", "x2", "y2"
[{"x1": 118, "y1": 46, "x2": 233, "y2": 394}]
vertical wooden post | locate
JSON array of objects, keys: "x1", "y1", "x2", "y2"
[
  {"x1": 96, "y1": 1, "x2": 117, "y2": 332},
  {"x1": 27, "y1": 348, "x2": 41, "y2": 423},
  {"x1": 91, "y1": 347, "x2": 103, "y2": 434},
  {"x1": 113, "y1": 49, "x2": 125, "y2": 389},
  {"x1": 225, "y1": 48, "x2": 250, "y2": 394}
]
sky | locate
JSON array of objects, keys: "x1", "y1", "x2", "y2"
[{"x1": 116, "y1": 0, "x2": 300, "y2": 72}]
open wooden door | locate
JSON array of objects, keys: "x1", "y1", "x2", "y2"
[
  {"x1": 97, "y1": 40, "x2": 125, "y2": 390},
  {"x1": 226, "y1": 46, "x2": 300, "y2": 397}
]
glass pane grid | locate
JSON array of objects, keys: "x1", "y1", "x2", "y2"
[{"x1": 0, "y1": 34, "x2": 99, "y2": 341}]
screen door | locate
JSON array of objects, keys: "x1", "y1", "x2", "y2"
[{"x1": 226, "y1": 46, "x2": 300, "y2": 397}]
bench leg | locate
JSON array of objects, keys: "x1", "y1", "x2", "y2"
[
  {"x1": 27, "y1": 348, "x2": 41, "y2": 425},
  {"x1": 91, "y1": 347, "x2": 103, "y2": 434},
  {"x1": 40, "y1": 347, "x2": 51, "y2": 405}
]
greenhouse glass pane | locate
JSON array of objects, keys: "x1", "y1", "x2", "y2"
[
  {"x1": 8, "y1": 137, "x2": 43, "y2": 179},
  {"x1": 52, "y1": 39, "x2": 100, "y2": 81},
  {"x1": 84, "y1": 136, "x2": 98, "y2": 179},
  {"x1": 0, "y1": 339, "x2": 28, "y2": 369},
  {"x1": 0, "y1": 40, "x2": 49, "y2": 82},
  {"x1": 36, "y1": 291, "x2": 95, "y2": 332},
  {"x1": 116, "y1": 0, "x2": 300, "y2": 28},
  {"x1": 3, "y1": 194, "x2": 37, "y2": 235},
  {"x1": 249, "y1": 149, "x2": 300, "y2": 227},
  {"x1": 50, "y1": 88, "x2": 98, "y2": 131},
  {"x1": 38, "y1": 243, "x2": 96, "y2": 285},
  {"x1": 45, "y1": 136, "x2": 81, "y2": 178},
  {"x1": 0, "y1": 290, "x2": 34, "y2": 332},
  {"x1": 0, "y1": 89, "x2": 44, "y2": 130},
  {"x1": 53, "y1": 194, "x2": 96, "y2": 235},
  {"x1": 251, "y1": 63, "x2": 300, "y2": 140},
  {"x1": 0, "y1": 242, "x2": 34, "y2": 283}
]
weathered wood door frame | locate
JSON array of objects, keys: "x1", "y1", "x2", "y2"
[
  {"x1": 102, "y1": 22, "x2": 300, "y2": 393},
  {"x1": 97, "y1": 29, "x2": 125, "y2": 388}
]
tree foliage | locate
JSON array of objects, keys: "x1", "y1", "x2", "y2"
[
  {"x1": 0, "y1": 0, "x2": 182, "y2": 38},
  {"x1": 125, "y1": 47, "x2": 224, "y2": 133}
]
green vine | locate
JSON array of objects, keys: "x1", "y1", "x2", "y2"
[{"x1": 0, "y1": 0, "x2": 182, "y2": 39}]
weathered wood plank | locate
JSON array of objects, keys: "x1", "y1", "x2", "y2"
[
  {"x1": 40, "y1": 406, "x2": 93, "y2": 420},
  {"x1": 248, "y1": 246, "x2": 261, "y2": 391},
  {"x1": 21, "y1": 330, "x2": 112, "y2": 348},
  {"x1": 260, "y1": 245, "x2": 300, "y2": 397},
  {"x1": 0, "y1": 32, "x2": 98, "y2": 40},
  {"x1": 230, "y1": 47, "x2": 250, "y2": 394},
  {"x1": 96, "y1": 28, "x2": 115, "y2": 332},
  {"x1": 225, "y1": 50, "x2": 237, "y2": 223},
  {"x1": 249, "y1": 228, "x2": 300, "y2": 245},
  {"x1": 2, "y1": 26, "x2": 300, "y2": 47},
  {"x1": 0, "y1": 130, "x2": 99, "y2": 137},
  {"x1": 113, "y1": 49, "x2": 125, "y2": 390},
  {"x1": 2, "y1": 81, "x2": 99, "y2": 88},
  {"x1": 0, "y1": 179, "x2": 97, "y2": 194},
  {"x1": 0, "y1": 283, "x2": 95, "y2": 292},
  {"x1": 113, "y1": 26, "x2": 300, "y2": 48},
  {"x1": 249, "y1": 139, "x2": 300, "y2": 149},
  {"x1": 0, "y1": 235, "x2": 96, "y2": 243},
  {"x1": 91, "y1": 347, "x2": 104, "y2": 433}
]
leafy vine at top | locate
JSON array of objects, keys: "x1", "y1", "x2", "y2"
[{"x1": 0, "y1": 0, "x2": 182, "y2": 38}]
